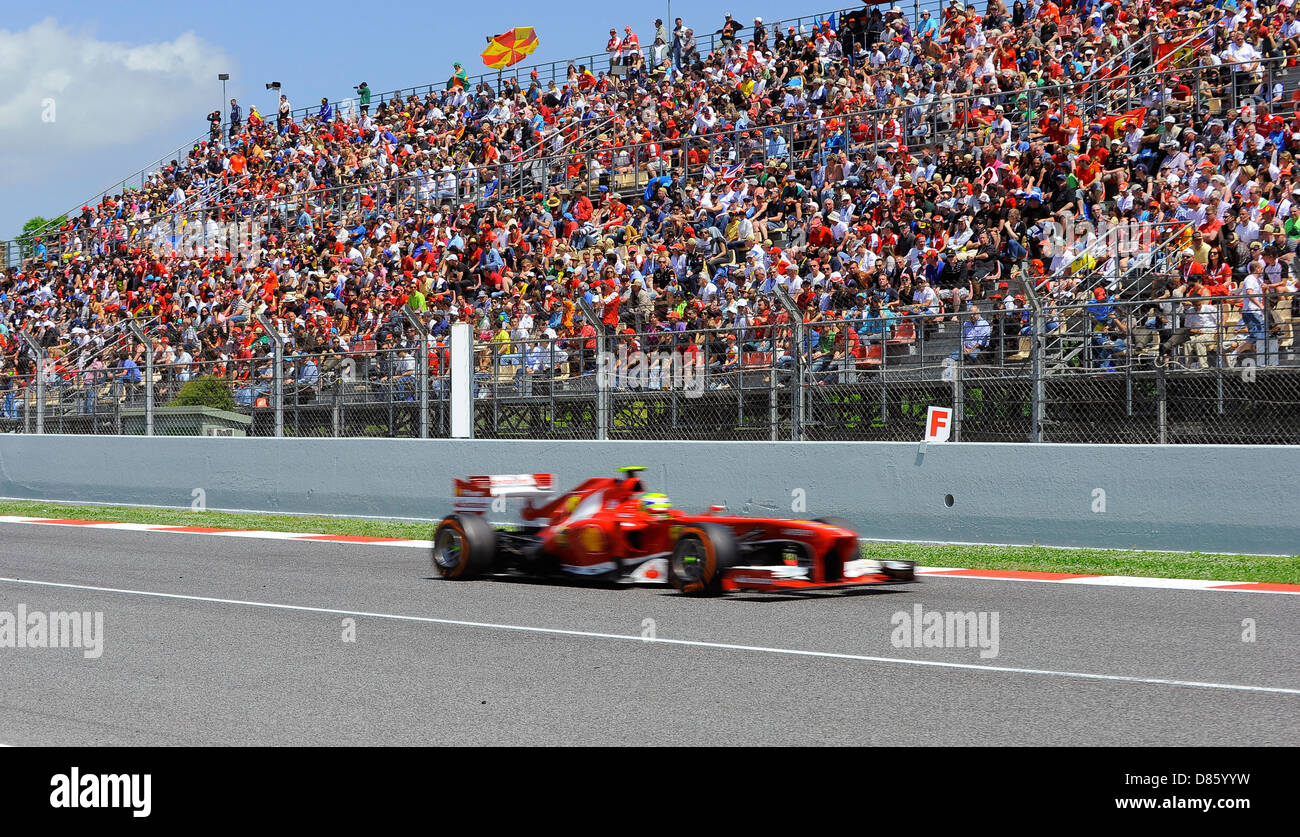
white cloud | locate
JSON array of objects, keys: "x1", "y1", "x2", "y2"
[{"x1": 0, "y1": 18, "x2": 232, "y2": 173}]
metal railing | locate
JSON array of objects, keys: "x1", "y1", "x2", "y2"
[{"x1": 1084, "y1": 53, "x2": 1300, "y2": 127}]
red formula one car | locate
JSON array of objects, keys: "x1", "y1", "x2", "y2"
[{"x1": 431, "y1": 468, "x2": 916, "y2": 596}]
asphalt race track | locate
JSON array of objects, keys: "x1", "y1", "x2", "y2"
[{"x1": 0, "y1": 523, "x2": 1295, "y2": 746}]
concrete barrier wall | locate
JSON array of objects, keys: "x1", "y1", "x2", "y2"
[{"x1": 0, "y1": 435, "x2": 1296, "y2": 555}]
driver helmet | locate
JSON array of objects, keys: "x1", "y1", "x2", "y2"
[{"x1": 641, "y1": 493, "x2": 672, "y2": 512}]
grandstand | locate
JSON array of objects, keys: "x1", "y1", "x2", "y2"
[{"x1": 3, "y1": 0, "x2": 1299, "y2": 444}]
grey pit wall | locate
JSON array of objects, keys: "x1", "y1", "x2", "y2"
[{"x1": 0, "y1": 436, "x2": 1296, "y2": 556}]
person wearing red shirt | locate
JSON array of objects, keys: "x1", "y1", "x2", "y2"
[
  {"x1": 621, "y1": 26, "x2": 639, "y2": 64},
  {"x1": 572, "y1": 193, "x2": 594, "y2": 223},
  {"x1": 606, "y1": 30, "x2": 622, "y2": 72},
  {"x1": 578, "y1": 316, "x2": 598, "y2": 372},
  {"x1": 998, "y1": 39, "x2": 1018, "y2": 72},
  {"x1": 807, "y1": 216, "x2": 835, "y2": 249},
  {"x1": 843, "y1": 323, "x2": 861, "y2": 359},
  {"x1": 1041, "y1": 114, "x2": 1067, "y2": 145},
  {"x1": 1063, "y1": 105, "x2": 1084, "y2": 149},
  {"x1": 600, "y1": 280, "x2": 621, "y2": 328},
  {"x1": 1073, "y1": 154, "x2": 1101, "y2": 190},
  {"x1": 601, "y1": 198, "x2": 627, "y2": 233},
  {"x1": 1179, "y1": 249, "x2": 1207, "y2": 285},
  {"x1": 1203, "y1": 251, "x2": 1234, "y2": 296}
]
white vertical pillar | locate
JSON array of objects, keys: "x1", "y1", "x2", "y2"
[{"x1": 450, "y1": 322, "x2": 473, "y2": 438}]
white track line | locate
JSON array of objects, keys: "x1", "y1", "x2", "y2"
[{"x1": 0, "y1": 575, "x2": 1295, "y2": 697}]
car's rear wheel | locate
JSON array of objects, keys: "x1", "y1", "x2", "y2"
[
  {"x1": 432, "y1": 514, "x2": 497, "y2": 579},
  {"x1": 668, "y1": 523, "x2": 737, "y2": 597}
]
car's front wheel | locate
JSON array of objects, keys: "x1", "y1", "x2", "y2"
[{"x1": 668, "y1": 523, "x2": 737, "y2": 596}]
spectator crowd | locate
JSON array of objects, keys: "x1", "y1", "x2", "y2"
[{"x1": 4, "y1": 0, "x2": 1300, "y2": 416}]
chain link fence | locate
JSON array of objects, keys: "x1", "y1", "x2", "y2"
[{"x1": 6, "y1": 290, "x2": 1299, "y2": 442}]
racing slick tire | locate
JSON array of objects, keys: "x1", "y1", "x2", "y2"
[
  {"x1": 432, "y1": 514, "x2": 497, "y2": 579},
  {"x1": 668, "y1": 522, "x2": 737, "y2": 597}
]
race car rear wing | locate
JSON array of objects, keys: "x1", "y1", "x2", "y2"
[{"x1": 453, "y1": 474, "x2": 555, "y2": 515}]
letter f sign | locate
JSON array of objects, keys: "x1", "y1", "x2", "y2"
[{"x1": 925, "y1": 406, "x2": 952, "y2": 442}]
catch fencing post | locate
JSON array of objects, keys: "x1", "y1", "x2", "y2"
[
  {"x1": 19, "y1": 332, "x2": 44, "y2": 435},
  {"x1": 125, "y1": 319, "x2": 154, "y2": 436},
  {"x1": 953, "y1": 340, "x2": 964, "y2": 443},
  {"x1": 774, "y1": 288, "x2": 803, "y2": 441},
  {"x1": 578, "y1": 299, "x2": 607, "y2": 440},
  {"x1": 256, "y1": 312, "x2": 284, "y2": 437},
  {"x1": 402, "y1": 307, "x2": 430, "y2": 439},
  {"x1": 1157, "y1": 361, "x2": 1168, "y2": 445},
  {"x1": 769, "y1": 345, "x2": 778, "y2": 442},
  {"x1": 1022, "y1": 282, "x2": 1048, "y2": 442}
]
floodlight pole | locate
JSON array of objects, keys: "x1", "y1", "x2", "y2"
[{"x1": 219, "y1": 73, "x2": 229, "y2": 139}]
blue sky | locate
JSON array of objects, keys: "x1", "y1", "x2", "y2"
[{"x1": 1, "y1": 0, "x2": 849, "y2": 240}]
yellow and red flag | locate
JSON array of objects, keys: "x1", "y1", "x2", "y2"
[
  {"x1": 1154, "y1": 27, "x2": 1208, "y2": 71},
  {"x1": 481, "y1": 27, "x2": 539, "y2": 70},
  {"x1": 1098, "y1": 107, "x2": 1146, "y2": 139}
]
